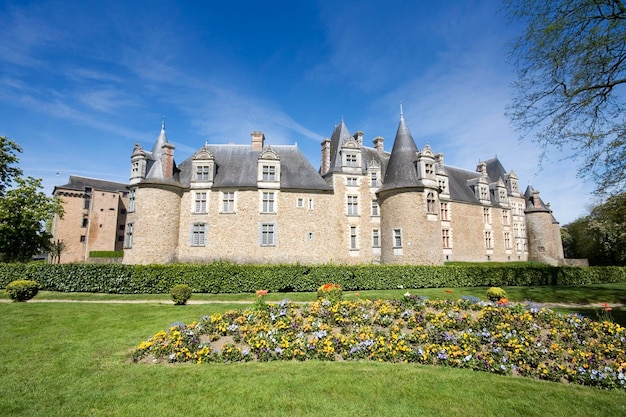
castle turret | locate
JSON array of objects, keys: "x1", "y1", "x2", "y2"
[
  {"x1": 377, "y1": 109, "x2": 442, "y2": 265},
  {"x1": 123, "y1": 121, "x2": 182, "y2": 264},
  {"x1": 524, "y1": 185, "x2": 564, "y2": 265}
]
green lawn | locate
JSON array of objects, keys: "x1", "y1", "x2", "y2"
[{"x1": 1, "y1": 300, "x2": 625, "y2": 416}]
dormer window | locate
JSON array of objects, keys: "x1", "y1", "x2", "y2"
[
  {"x1": 196, "y1": 165, "x2": 210, "y2": 181},
  {"x1": 257, "y1": 148, "x2": 280, "y2": 188},
  {"x1": 425, "y1": 163, "x2": 434, "y2": 176},
  {"x1": 345, "y1": 153, "x2": 358, "y2": 166},
  {"x1": 262, "y1": 165, "x2": 276, "y2": 181},
  {"x1": 480, "y1": 186, "x2": 489, "y2": 201},
  {"x1": 191, "y1": 148, "x2": 215, "y2": 187}
]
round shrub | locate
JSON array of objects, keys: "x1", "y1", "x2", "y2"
[
  {"x1": 5, "y1": 280, "x2": 39, "y2": 302},
  {"x1": 486, "y1": 286, "x2": 507, "y2": 302},
  {"x1": 171, "y1": 284, "x2": 192, "y2": 305}
]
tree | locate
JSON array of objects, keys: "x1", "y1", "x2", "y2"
[
  {"x1": 504, "y1": 0, "x2": 626, "y2": 194},
  {"x1": 0, "y1": 136, "x2": 63, "y2": 262},
  {"x1": 561, "y1": 192, "x2": 626, "y2": 265}
]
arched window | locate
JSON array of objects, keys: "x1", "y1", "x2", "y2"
[{"x1": 427, "y1": 192, "x2": 436, "y2": 213}]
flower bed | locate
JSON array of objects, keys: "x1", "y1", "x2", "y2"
[{"x1": 132, "y1": 296, "x2": 626, "y2": 390}]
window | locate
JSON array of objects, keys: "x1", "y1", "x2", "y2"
[
  {"x1": 427, "y1": 192, "x2": 436, "y2": 213},
  {"x1": 83, "y1": 195, "x2": 91, "y2": 210},
  {"x1": 499, "y1": 189, "x2": 507, "y2": 201},
  {"x1": 350, "y1": 226, "x2": 358, "y2": 250},
  {"x1": 484, "y1": 231, "x2": 493, "y2": 249},
  {"x1": 483, "y1": 208, "x2": 491, "y2": 224},
  {"x1": 194, "y1": 192, "x2": 207, "y2": 213},
  {"x1": 80, "y1": 235, "x2": 86, "y2": 242},
  {"x1": 81, "y1": 217, "x2": 88, "y2": 228},
  {"x1": 117, "y1": 235, "x2": 124, "y2": 242},
  {"x1": 196, "y1": 165, "x2": 210, "y2": 181},
  {"x1": 262, "y1": 192, "x2": 275, "y2": 213},
  {"x1": 370, "y1": 172, "x2": 379, "y2": 187},
  {"x1": 131, "y1": 162, "x2": 139, "y2": 176},
  {"x1": 393, "y1": 229, "x2": 402, "y2": 248},
  {"x1": 504, "y1": 232, "x2": 512, "y2": 249},
  {"x1": 372, "y1": 229, "x2": 380, "y2": 247},
  {"x1": 425, "y1": 163, "x2": 434, "y2": 176},
  {"x1": 128, "y1": 188, "x2": 136, "y2": 212},
  {"x1": 371, "y1": 200, "x2": 379, "y2": 216},
  {"x1": 442, "y1": 229, "x2": 450, "y2": 248},
  {"x1": 191, "y1": 223, "x2": 206, "y2": 247},
  {"x1": 297, "y1": 198, "x2": 304, "y2": 208},
  {"x1": 480, "y1": 186, "x2": 488, "y2": 201},
  {"x1": 222, "y1": 192, "x2": 235, "y2": 213},
  {"x1": 440, "y1": 202, "x2": 449, "y2": 221},
  {"x1": 346, "y1": 177, "x2": 358, "y2": 186},
  {"x1": 262, "y1": 165, "x2": 276, "y2": 181},
  {"x1": 438, "y1": 179, "x2": 447, "y2": 194},
  {"x1": 502, "y1": 210, "x2": 510, "y2": 226},
  {"x1": 118, "y1": 224, "x2": 124, "y2": 230},
  {"x1": 260, "y1": 223, "x2": 275, "y2": 246},
  {"x1": 347, "y1": 195, "x2": 359, "y2": 215},
  {"x1": 124, "y1": 223, "x2": 133, "y2": 248},
  {"x1": 346, "y1": 153, "x2": 358, "y2": 166},
  {"x1": 308, "y1": 198, "x2": 314, "y2": 210}
]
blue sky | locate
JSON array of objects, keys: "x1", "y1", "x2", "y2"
[{"x1": 1, "y1": 0, "x2": 594, "y2": 224}]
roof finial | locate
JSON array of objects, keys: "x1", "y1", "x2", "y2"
[
  {"x1": 161, "y1": 115, "x2": 165, "y2": 130},
  {"x1": 400, "y1": 102, "x2": 404, "y2": 119}
]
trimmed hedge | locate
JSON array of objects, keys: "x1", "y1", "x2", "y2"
[
  {"x1": 0, "y1": 262, "x2": 624, "y2": 294},
  {"x1": 89, "y1": 251, "x2": 123, "y2": 258}
]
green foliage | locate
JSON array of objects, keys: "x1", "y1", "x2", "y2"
[
  {"x1": 486, "y1": 287, "x2": 507, "y2": 302},
  {"x1": 562, "y1": 192, "x2": 626, "y2": 265},
  {"x1": 171, "y1": 284, "x2": 192, "y2": 305},
  {"x1": 0, "y1": 137, "x2": 64, "y2": 262},
  {"x1": 89, "y1": 251, "x2": 124, "y2": 258},
  {"x1": 5, "y1": 279, "x2": 39, "y2": 302},
  {"x1": 0, "y1": 262, "x2": 625, "y2": 294},
  {"x1": 504, "y1": 0, "x2": 626, "y2": 194}
]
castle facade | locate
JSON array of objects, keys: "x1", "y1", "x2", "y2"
[{"x1": 121, "y1": 114, "x2": 565, "y2": 265}]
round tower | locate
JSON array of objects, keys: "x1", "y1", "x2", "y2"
[
  {"x1": 123, "y1": 123, "x2": 183, "y2": 264},
  {"x1": 524, "y1": 187, "x2": 563, "y2": 265},
  {"x1": 377, "y1": 111, "x2": 442, "y2": 265}
]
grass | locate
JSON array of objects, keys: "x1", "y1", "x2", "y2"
[
  {"x1": 1, "y1": 299, "x2": 626, "y2": 416},
  {"x1": 3, "y1": 282, "x2": 625, "y2": 304}
]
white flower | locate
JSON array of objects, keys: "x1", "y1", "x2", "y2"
[{"x1": 404, "y1": 292, "x2": 411, "y2": 297}]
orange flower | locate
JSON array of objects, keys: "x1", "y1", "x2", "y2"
[
  {"x1": 497, "y1": 297, "x2": 509, "y2": 305},
  {"x1": 602, "y1": 303, "x2": 608, "y2": 307},
  {"x1": 605, "y1": 307, "x2": 613, "y2": 311},
  {"x1": 445, "y1": 290, "x2": 453, "y2": 293},
  {"x1": 355, "y1": 292, "x2": 360, "y2": 298},
  {"x1": 256, "y1": 289, "x2": 268, "y2": 297}
]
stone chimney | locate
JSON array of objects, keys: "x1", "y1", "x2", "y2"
[
  {"x1": 161, "y1": 143, "x2": 175, "y2": 179},
  {"x1": 533, "y1": 189, "x2": 541, "y2": 208},
  {"x1": 476, "y1": 161, "x2": 487, "y2": 174},
  {"x1": 353, "y1": 131, "x2": 363, "y2": 146},
  {"x1": 373, "y1": 136, "x2": 384, "y2": 152},
  {"x1": 251, "y1": 131, "x2": 265, "y2": 151},
  {"x1": 321, "y1": 139, "x2": 331, "y2": 175}
]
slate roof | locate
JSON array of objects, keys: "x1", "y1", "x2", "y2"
[
  {"x1": 177, "y1": 145, "x2": 332, "y2": 191},
  {"x1": 444, "y1": 166, "x2": 482, "y2": 204},
  {"x1": 55, "y1": 175, "x2": 128, "y2": 193},
  {"x1": 378, "y1": 114, "x2": 420, "y2": 193}
]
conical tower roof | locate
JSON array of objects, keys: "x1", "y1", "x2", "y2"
[
  {"x1": 378, "y1": 111, "x2": 420, "y2": 192},
  {"x1": 150, "y1": 118, "x2": 169, "y2": 161},
  {"x1": 327, "y1": 119, "x2": 353, "y2": 173}
]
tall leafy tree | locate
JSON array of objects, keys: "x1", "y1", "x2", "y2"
[
  {"x1": 0, "y1": 136, "x2": 63, "y2": 262},
  {"x1": 562, "y1": 192, "x2": 626, "y2": 265},
  {"x1": 504, "y1": 0, "x2": 626, "y2": 194}
]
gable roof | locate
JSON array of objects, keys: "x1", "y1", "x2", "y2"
[
  {"x1": 177, "y1": 144, "x2": 332, "y2": 191},
  {"x1": 55, "y1": 175, "x2": 128, "y2": 194}
]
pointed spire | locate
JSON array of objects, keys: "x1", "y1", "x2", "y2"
[
  {"x1": 378, "y1": 108, "x2": 420, "y2": 192},
  {"x1": 400, "y1": 102, "x2": 404, "y2": 119},
  {"x1": 161, "y1": 115, "x2": 165, "y2": 130},
  {"x1": 151, "y1": 118, "x2": 170, "y2": 157}
]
